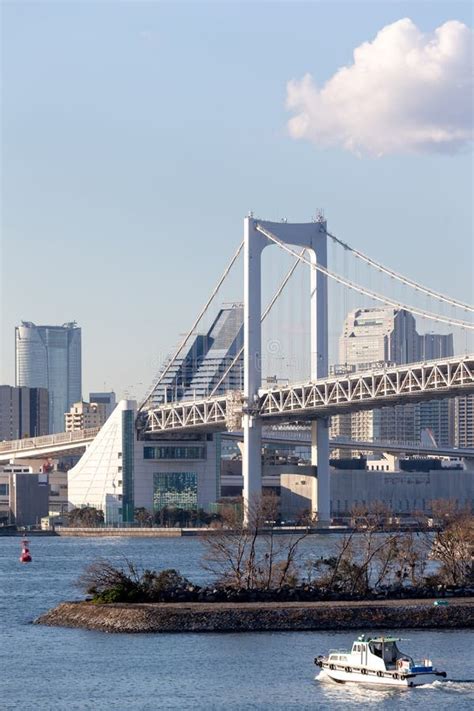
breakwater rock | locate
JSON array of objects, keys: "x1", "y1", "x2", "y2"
[{"x1": 35, "y1": 597, "x2": 474, "y2": 634}]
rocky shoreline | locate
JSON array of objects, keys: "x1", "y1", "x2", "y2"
[{"x1": 34, "y1": 597, "x2": 474, "y2": 634}]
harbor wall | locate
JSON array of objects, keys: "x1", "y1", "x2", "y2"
[{"x1": 35, "y1": 597, "x2": 474, "y2": 633}]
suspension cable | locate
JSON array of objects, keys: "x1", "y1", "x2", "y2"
[
  {"x1": 138, "y1": 241, "x2": 244, "y2": 411},
  {"x1": 208, "y1": 250, "x2": 306, "y2": 398},
  {"x1": 256, "y1": 225, "x2": 474, "y2": 331},
  {"x1": 327, "y1": 230, "x2": 474, "y2": 313}
]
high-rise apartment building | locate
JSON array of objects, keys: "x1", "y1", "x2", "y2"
[
  {"x1": 454, "y1": 395, "x2": 474, "y2": 448},
  {"x1": 15, "y1": 322, "x2": 82, "y2": 434},
  {"x1": 147, "y1": 304, "x2": 243, "y2": 406},
  {"x1": 0, "y1": 385, "x2": 49, "y2": 440}
]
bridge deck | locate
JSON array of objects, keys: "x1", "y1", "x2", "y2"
[{"x1": 145, "y1": 355, "x2": 474, "y2": 434}]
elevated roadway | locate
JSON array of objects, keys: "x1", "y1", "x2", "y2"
[{"x1": 145, "y1": 355, "x2": 474, "y2": 434}]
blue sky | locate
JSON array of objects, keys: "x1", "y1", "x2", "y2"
[{"x1": 1, "y1": 1, "x2": 472, "y2": 399}]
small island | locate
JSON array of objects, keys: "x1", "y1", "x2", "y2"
[{"x1": 35, "y1": 502, "x2": 474, "y2": 633}]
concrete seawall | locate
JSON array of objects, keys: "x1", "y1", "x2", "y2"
[
  {"x1": 57, "y1": 527, "x2": 183, "y2": 537},
  {"x1": 55, "y1": 526, "x2": 339, "y2": 537},
  {"x1": 35, "y1": 598, "x2": 474, "y2": 634}
]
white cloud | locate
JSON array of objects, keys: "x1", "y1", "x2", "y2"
[{"x1": 286, "y1": 18, "x2": 473, "y2": 157}]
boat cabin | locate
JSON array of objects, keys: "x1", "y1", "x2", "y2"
[
  {"x1": 355, "y1": 637, "x2": 411, "y2": 670},
  {"x1": 327, "y1": 636, "x2": 413, "y2": 672}
]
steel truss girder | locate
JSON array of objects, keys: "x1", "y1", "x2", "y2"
[
  {"x1": 144, "y1": 355, "x2": 474, "y2": 434},
  {"x1": 259, "y1": 356, "x2": 474, "y2": 418}
]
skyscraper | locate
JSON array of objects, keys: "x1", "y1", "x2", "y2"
[
  {"x1": 338, "y1": 307, "x2": 419, "y2": 366},
  {"x1": 334, "y1": 308, "x2": 419, "y2": 445},
  {"x1": 15, "y1": 322, "x2": 82, "y2": 433}
]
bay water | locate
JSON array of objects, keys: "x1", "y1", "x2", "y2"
[{"x1": 1, "y1": 535, "x2": 472, "y2": 710}]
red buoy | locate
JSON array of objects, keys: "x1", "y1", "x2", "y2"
[{"x1": 19, "y1": 538, "x2": 32, "y2": 563}]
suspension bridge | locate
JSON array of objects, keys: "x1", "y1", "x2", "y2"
[
  {"x1": 3, "y1": 214, "x2": 473, "y2": 524},
  {"x1": 137, "y1": 215, "x2": 474, "y2": 524}
]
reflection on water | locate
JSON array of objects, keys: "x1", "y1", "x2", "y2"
[{"x1": 1, "y1": 536, "x2": 473, "y2": 711}]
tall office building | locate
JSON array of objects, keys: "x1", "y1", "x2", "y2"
[
  {"x1": 333, "y1": 308, "x2": 419, "y2": 446},
  {"x1": 331, "y1": 308, "x2": 453, "y2": 448},
  {"x1": 15, "y1": 322, "x2": 82, "y2": 433},
  {"x1": 147, "y1": 304, "x2": 243, "y2": 406},
  {"x1": 0, "y1": 385, "x2": 49, "y2": 440},
  {"x1": 338, "y1": 308, "x2": 419, "y2": 366}
]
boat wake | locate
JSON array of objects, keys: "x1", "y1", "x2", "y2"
[
  {"x1": 315, "y1": 672, "x2": 474, "y2": 698},
  {"x1": 417, "y1": 679, "x2": 474, "y2": 694}
]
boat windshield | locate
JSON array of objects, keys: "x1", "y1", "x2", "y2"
[{"x1": 369, "y1": 641, "x2": 400, "y2": 664}]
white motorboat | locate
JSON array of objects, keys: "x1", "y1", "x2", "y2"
[{"x1": 315, "y1": 634, "x2": 447, "y2": 687}]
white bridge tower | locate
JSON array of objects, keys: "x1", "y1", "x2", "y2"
[{"x1": 243, "y1": 215, "x2": 329, "y2": 525}]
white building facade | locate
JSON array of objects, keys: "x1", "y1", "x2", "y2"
[{"x1": 67, "y1": 400, "x2": 220, "y2": 523}]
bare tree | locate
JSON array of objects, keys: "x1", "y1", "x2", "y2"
[
  {"x1": 429, "y1": 513, "x2": 473, "y2": 586},
  {"x1": 201, "y1": 494, "x2": 311, "y2": 590},
  {"x1": 314, "y1": 504, "x2": 428, "y2": 594}
]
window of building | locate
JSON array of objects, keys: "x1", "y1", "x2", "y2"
[
  {"x1": 0, "y1": 483, "x2": 9, "y2": 496},
  {"x1": 153, "y1": 472, "x2": 198, "y2": 511},
  {"x1": 144, "y1": 446, "x2": 206, "y2": 460}
]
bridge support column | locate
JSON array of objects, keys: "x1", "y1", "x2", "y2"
[
  {"x1": 309, "y1": 219, "x2": 330, "y2": 527},
  {"x1": 311, "y1": 419, "x2": 330, "y2": 526},
  {"x1": 242, "y1": 416, "x2": 262, "y2": 524},
  {"x1": 243, "y1": 216, "x2": 264, "y2": 526}
]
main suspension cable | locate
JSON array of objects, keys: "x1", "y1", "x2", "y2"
[
  {"x1": 327, "y1": 230, "x2": 474, "y2": 313},
  {"x1": 256, "y1": 225, "x2": 474, "y2": 331},
  {"x1": 138, "y1": 241, "x2": 244, "y2": 411}
]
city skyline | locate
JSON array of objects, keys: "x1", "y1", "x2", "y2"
[{"x1": 1, "y1": 1, "x2": 472, "y2": 400}]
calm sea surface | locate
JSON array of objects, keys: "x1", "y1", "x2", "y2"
[{"x1": 1, "y1": 535, "x2": 472, "y2": 711}]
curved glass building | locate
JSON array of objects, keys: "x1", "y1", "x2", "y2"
[{"x1": 15, "y1": 321, "x2": 82, "y2": 433}]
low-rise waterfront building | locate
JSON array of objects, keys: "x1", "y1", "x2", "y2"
[
  {"x1": 8, "y1": 470, "x2": 50, "y2": 527},
  {"x1": 67, "y1": 400, "x2": 220, "y2": 523},
  {"x1": 0, "y1": 459, "x2": 68, "y2": 524}
]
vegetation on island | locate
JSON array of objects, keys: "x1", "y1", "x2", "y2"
[
  {"x1": 67, "y1": 506, "x2": 104, "y2": 527},
  {"x1": 78, "y1": 496, "x2": 473, "y2": 604}
]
